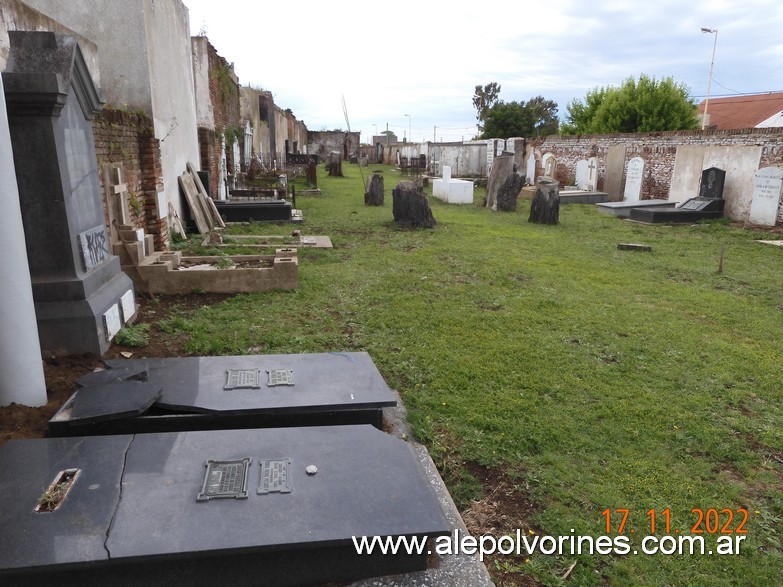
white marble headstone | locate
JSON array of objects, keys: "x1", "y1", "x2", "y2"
[
  {"x1": 495, "y1": 139, "x2": 505, "y2": 157},
  {"x1": 586, "y1": 157, "x2": 598, "y2": 191},
  {"x1": 442, "y1": 165, "x2": 452, "y2": 182},
  {"x1": 624, "y1": 157, "x2": 645, "y2": 202},
  {"x1": 542, "y1": 153, "x2": 556, "y2": 178},
  {"x1": 103, "y1": 304, "x2": 122, "y2": 341},
  {"x1": 748, "y1": 167, "x2": 783, "y2": 226},
  {"x1": 575, "y1": 160, "x2": 589, "y2": 189},
  {"x1": 526, "y1": 153, "x2": 536, "y2": 184},
  {"x1": 486, "y1": 139, "x2": 495, "y2": 172}
]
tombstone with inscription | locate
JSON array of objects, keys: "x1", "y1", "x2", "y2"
[
  {"x1": 748, "y1": 167, "x2": 783, "y2": 226},
  {"x1": 623, "y1": 157, "x2": 645, "y2": 202},
  {"x1": 597, "y1": 156, "x2": 673, "y2": 217},
  {"x1": 0, "y1": 425, "x2": 451, "y2": 586},
  {"x1": 486, "y1": 139, "x2": 496, "y2": 174},
  {"x1": 630, "y1": 167, "x2": 726, "y2": 224},
  {"x1": 2, "y1": 32, "x2": 135, "y2": 356},
  {"x1": 495, "y1": 139, "x2": 505, "y2": 157}
]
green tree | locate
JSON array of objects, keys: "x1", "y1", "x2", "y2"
[
  {"x1": 473, "y1": 82, "x2": 502, "y2": 132},
  {"x1": 526, "y1": 95, "x2": 560, "y2": 136},
  {"x1": 479, "y1": 96, "x2": 559, "y2": 139},
  {"x1": 481, "y1": 101, "x2": 534, "y2": 139},
  {"x1": 562, "y1": 74, "x2": 698, "y2": 134}
]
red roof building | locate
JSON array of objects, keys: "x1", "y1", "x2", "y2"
[{"x1": 698, "y1": 92, "x2": 783, "y2": 130}]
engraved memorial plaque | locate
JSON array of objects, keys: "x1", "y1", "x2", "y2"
[
  {"x1": 103, "y1": 304, "x2": 122, "y2": 341},
  {"x1": 197, "y1": 458, "x2": 251, "y2": 501},
  {"x1": 257, "y1": 458, "x2": 292, "y2": 494},
  {"x1": 266, "y1": 369, "x2": 294, "y2": 387},
  {"x1": 224, "y1": 369, "x2": 262, "y2": 390},
  {"x1": 119, "y1": 289, "x2": 135, "y2": 323}
]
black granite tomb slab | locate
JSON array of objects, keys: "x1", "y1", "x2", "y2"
[
  {"x1": 67, "y1": 381, "x2": 162, "y2": 424},
  {"x1": 76, "y1": 365, "x2": 148, "y2": 387},
  {"x1": 0, "y1": 426, "x2": 450, "y2": 586},
  {"x1": 629, "y1": 196, "x2": 725, "y2": 224},
  {"x1": 215, "y1": 199, "x2": 292, "y2": 222},
  {"x1": 50, "y1": 352, "x2": 396, "y2": 434},
  {"x1": 0, "y1": 435, "x2": 132, "y2": 575}
]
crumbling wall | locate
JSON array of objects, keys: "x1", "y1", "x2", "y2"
[{"x1": 93, "y1": 109, "x2": 167, "y2": 251}]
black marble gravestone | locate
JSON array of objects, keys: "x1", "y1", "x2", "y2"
[
  {"x1": 215, "y1": 199, "x2": 293, "y2": 222},
  {"x1": 630, "y1": 167, "x2": 726, "y2": 224},
  {"x1": 0, "y1": 426, "x2": 450, "y2": 586},
  {"x1": 50, "y1": 352, "x2": 397, "y2": 435},
  {"x1": 2, "y1": 32, "x2": 135, "y2": 355}
]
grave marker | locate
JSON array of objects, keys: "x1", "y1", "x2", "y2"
[
  {"x1": 542, "y1": 153, "x2": 556, "y2": 178},
  {"x1": 624, "y1": 157, "x2": 645, "y2": 202},
  {"x1": 526, "y1": 152, "x2": 536, "y2": 184},
  {"x1": 575, "y1": 159, "x2": 589, "y2": 189},
  {"x1": 586, "y1": 156, "x2": 598, "y2": 191},
  {"x1": 3, "y1": 32, "x2": 135, "y2": 355},
  {"x1": 604, "y1": 145, "x2": 627, "y2": 201},
  {"x1": 748, "y1": 167, "x2": 783, "y2": 226}
]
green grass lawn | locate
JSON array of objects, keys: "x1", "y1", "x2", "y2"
[{"x1": 166, "y1": 164, "x2": 783, "y2": 586}]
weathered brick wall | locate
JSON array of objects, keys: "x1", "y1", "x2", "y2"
[
  {"x1": 198, "y1": 40, "x2": 241, "y2": 197},
  {"x1": 530, "y1": 127, "x2": 783, "y2": 204},
  {"x1": 93, "y1": 108, "x2": 167, "y2": 251}
]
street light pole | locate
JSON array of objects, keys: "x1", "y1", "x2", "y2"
[
  {"x1": 404, "y1": 114, "x2": 411, "y2": 143},
  {"x1": 701, "y1": 27, "x2": 718, "y2": 130}
]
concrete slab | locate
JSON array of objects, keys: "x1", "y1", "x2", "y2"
[
  {"x1": 596, "y1": 200, "x2": 674, "y2": 218},
  {"x1": 559, "y1": 190, "x2": 609, "y2": 204}
]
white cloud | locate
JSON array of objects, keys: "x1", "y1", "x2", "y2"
[{"x1": 182, "y1": 0, "x2": 783, "y2": 141}]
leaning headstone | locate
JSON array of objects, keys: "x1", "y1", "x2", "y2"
[
  {"x1": 365, "y1": 172, "x2": 384, "y2": 206},
  {"x1": 496, "y1": 166, "x2": 525, "y2": 212},
  {"x1": 623, "y1": 157, "x2": 645, "y2": 202},
  {"x1": 575, "y1": 159, "x2": 589, "y2": 189},
  {"x1": 748, "y1": 167, "x2": 783, "y2": 226},
  {"x1": 392, "y1": 181, "x2": 436, "y2": 229},
  {"x1": 529, "y1": 178, "x2": 560, "y2": 225},
  {"x1": 3, "y1": 32, "x2": 135, "y2": 356},
  {"x1": 604, "y1": 145, "x2": 627, "y2": 201},
  {"x1": 485, "y1": 154, "x2": 515, "y2": 209}
]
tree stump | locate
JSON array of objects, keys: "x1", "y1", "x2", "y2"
[
  {"x1": 528, "y1": 178, "x2": 560, "y2": 224},
  {"x1": 365, "y1": 173, "x2": 384, "y2": 206},
  {"x1": 496, "y1": 169, "x2": 525, "y2": 211},
  {"x1": 485, "y1": 154, "x2": 515, "y2": 209},
  {"x1": 327, "y1": 151, "x2": 343, "y2": 177},
  {"x1": 392, "y1": 181, "x2": 436, "y2": 229}
]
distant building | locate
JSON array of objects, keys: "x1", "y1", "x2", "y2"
[{"x1": 699, "y1": 92, "x2": 783, "y2": 130}]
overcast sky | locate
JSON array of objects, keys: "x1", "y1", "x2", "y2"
[{"x1": 182, "y1": 0, "x2": 783, "y2": 143}]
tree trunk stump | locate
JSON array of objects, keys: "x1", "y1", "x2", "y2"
[
  {"x1": 528, "y1": 178, "x2": 560, "y2": 224},
  {"x1": 485, "y1": 154, "x2": 515, "y2": 209},
  {"x1": 365, "y1": 173, "x2": 384, "y2": 206},
  {"x1": 392, "y1": 181, "x2": 436, "y2": 229},
  {"x1": 496, "y1": 170, "x2": 525, "y2": 211}
]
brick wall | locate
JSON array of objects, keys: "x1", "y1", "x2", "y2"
[
  {"x1": 531, "y1": 127, "x2": 783, "y2": 203},
  {"x1": 199, "y1": 41, "x2": 241, "y2": 197},
  {"x1": 93, "y1": 108, "x2": 167, "y2": 251}
]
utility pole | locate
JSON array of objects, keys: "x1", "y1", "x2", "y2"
[{"x1": 433, "y1": 126, "x2": 437, "y2": 143}]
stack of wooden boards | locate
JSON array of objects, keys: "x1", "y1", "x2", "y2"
[{"x1": 177, "y1": 162, "x2": 225, "y2": 234}]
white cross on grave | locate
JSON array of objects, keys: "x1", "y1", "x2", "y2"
[{"x1": 110, "y1": 166, "x2": 130, "y2": 224}]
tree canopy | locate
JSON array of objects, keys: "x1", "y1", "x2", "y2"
[
  {"x1": 562, "y1": 74, "x2": 699, "y2": 134},
  {"x1": 478, "y1": 94, "x2": 559, "y2": 139},
  {"x1": 472, "y1": 82, "x2": 501, "y2": 133}
]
